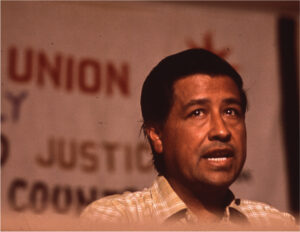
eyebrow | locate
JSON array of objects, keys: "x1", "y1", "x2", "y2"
[
  {"x1": 182, "y1": 97, "x2": 242, "y2": 112},
  {"x1": 223, "y1": 98, "x2": 242, "y2": 106},
  {"x1": 182, "y1": 99, "x2": 210, "y2": 111}
]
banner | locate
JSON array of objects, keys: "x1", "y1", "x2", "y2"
[{"x1": 1, "y1": 2, "x2": 290, "y2": 228}]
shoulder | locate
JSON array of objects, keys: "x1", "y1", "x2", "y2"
[
  {"x1": 236, "y1": 199, "x2": 295, "y2": 227},
  {"x1": 80, "y1": 189, "x2": 153, "y2": 224}
]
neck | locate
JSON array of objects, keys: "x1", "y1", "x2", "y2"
[{"x1": 166, "y1": 176, "x2": 232, "y2": 222}]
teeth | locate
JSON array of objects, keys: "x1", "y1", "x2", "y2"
[{"x1": 207, "y1": 157, "x2": 228, "y2": 161}]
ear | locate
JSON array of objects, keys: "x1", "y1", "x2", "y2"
[{"x1": 146, "y1": 126, "x2": 163, "y2": 154}]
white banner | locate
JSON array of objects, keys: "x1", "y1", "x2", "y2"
[{"x1": 1, "y1": 1, "x2": 289, "y2": 227}]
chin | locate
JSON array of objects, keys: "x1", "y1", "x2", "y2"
[{"x1": 204, "y1": 174, "x2": 237, "y2": 188}]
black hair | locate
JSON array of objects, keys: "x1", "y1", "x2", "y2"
[{"x1": 140, "y1": 48, "x2": 247, "y2": 175}]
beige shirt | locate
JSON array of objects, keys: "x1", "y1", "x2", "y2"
[{"x1": 81, "y1": 176, "x2": 296, "y2": 229}]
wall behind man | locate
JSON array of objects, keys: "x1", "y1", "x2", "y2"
[{"x1": 1, "y1": 1, "x2": 298, "y2": 229}]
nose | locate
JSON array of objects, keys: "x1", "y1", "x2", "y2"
[{"x1": 208, "y1": 113, "x2": 231, "y2": 142}]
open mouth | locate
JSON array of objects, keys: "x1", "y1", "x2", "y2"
[
  {"x1": 202, "y1": 149, "x2": 234, "y2": 162},
  {"x1": 207, "y1": 157, "x2": 229, "y2": 161}
]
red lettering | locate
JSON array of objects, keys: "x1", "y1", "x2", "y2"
[
  {"x1": 107, "y1": 62, "x2": 129, "y2": 96},
  {"x1": 7, "y1": 47, "x2": 131, "y2": 97},
  {"x1": 66, "y1": 57, "x2": 74, "y2": 92},
  {"x1": 79, "y1": 59, "x2": 100, "y2": 94},
  {"x1": 8, "y1": 47, "x2": 33, "y2": 82},
  {"x1": 37, "y1": 51, "x2": 62, "y2": 88}
]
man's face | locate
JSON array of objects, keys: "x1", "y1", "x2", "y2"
[{"x1": 160, "y1": 74, "x2": 246, "y2": 188}]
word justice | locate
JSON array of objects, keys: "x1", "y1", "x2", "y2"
[{"x1": 36, "y1": 137, "x2": 153, "y2": 173}]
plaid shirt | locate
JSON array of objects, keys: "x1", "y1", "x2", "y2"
[{"x1": 81, "y1": 176, "x2": 295, "y2": 229}]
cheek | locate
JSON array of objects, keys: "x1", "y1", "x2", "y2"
[
  {"x1": 163, "y1": 129, "x2": 185, "y2": 153},
  {"x1": 232, "y1": 121, "x2": 246, "y2": 137},
  {"x1": 240, "y1": 125, "x2": 247, "y2": 147},
  {"x1": 162, "y1": 127, "x2": 195, "y2": 161},
  {"x1": 234, "y1": 124, "x2": 247, "y2": 153}
]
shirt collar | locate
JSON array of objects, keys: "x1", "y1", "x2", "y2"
[
  {"x1": 150, "y1": 175, "x2": 248, "y2": 224},
  {"x1": 150, "y1": 175, "x2": 187, "y2": 222}
]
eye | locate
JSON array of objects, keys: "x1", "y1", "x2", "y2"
[
  {"x1": 224, "y1": 108, "x2": 240, "y2": 117},
  {"x1": 190, "y1": 109, "x2": 205, "y2": 117}
]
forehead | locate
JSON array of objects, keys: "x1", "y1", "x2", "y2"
[{"x1": 173, "y1": 74, "x2": 241, "y2": 102}]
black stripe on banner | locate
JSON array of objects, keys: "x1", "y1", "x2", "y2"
[{"x1": 278, "y1": 17, "x2": 299, "y2": 216}]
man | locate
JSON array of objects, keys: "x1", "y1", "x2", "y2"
[{"x1": 81, "y1": 49, "x2": 295, "y2": 229}]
